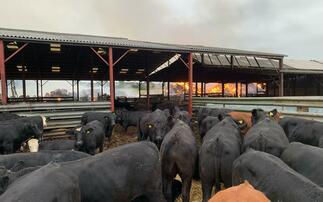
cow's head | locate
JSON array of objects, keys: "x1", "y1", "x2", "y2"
[
  {"x1": 27, "y1": 139, "x2": 39, "y2": 152},
  {"x1": 26, "y1": 121, "x2": 43, "y2": 139},
  {"x1": 251, "y1": 109, "x2": 267, "y2": 125},
  {"x1": 66, "y1": 127, "x2": 83, "y2": 151},
  {"x1": 146, "y1": 110, "x2": 172, "y2": 149},
  {"x1": 268, "y1": 109, "x2": 281, "y2": 122},
  {"x1": 105, "y1": 113, "x2": 116, "y2": 139},
  {"x1": 81, "y1": 126, "x2": 97, "y2": 155},
  {"x1": 114, "y1": 110, "x2": 123, "y2": 125}
]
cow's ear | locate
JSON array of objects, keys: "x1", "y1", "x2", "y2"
[
  {"x1": 218, "y1": 114, "x2": 224, "y2": 121},
  {"x1": 86, "y1": 128, "x2": 93, "y2": 135},
  {"x1": 251, "y1": 109, "x2": 258, "y2": 117},
  {"x1": 269, "y1": 109, "x2": 278, "y2": 117}
]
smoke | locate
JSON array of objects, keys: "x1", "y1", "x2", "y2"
[{"x1": 0, "y1": 0, "x2": 323, "y2": 59}]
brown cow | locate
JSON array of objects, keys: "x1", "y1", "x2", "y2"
[
  {"x1": 228, "y1": 109, "x2": 280, "y2": 134},
  {"x1": 208, "y1": 181, "x2": 270, "y2": 202}
]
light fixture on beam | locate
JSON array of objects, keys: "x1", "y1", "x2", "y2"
[
  {"x1": 97, "y1": 48, "x2": 106, "y2": 55},
  {"x1": 50, "y1": 43, "x2": 61, "y2": 52},
  {"x1": 92, "y1": 67, "x2": 99, "y2": 71},
  {"x1": 137, "y1": 68, "x2": 145, "y2": 72},
  {"x1": 7, "y1": 41, "x2": 18, "y2": 49},
  {"x1": 120, "y1": 71, "x2": 127, "y2": 74},
  {"x1": 135, "y1": 71, "x2": 143, "y2": 74},
  {"x1": 51, "y1": 66, "x2": 61, "y2": 72},
  {"x1": 17, "y1": 65, "x2": 27, "y2": 72},
  {"x1": 129, "y1": 48, "x2": 138, "y2": 52},
  {"x1": 120, "y1": 68, "x2": 129, "y2": 72}
]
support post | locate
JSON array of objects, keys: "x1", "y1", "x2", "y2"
[
  {"x1": 162, "y1": 82, "x2": 165, "y2": 97},
  {"x1": 72, "y1": 80, "x2": 75, "y2": 101},
  {"x1": 279, "y1": 58, "x2": 284, "y2": 96},
  {"x1": 76, "y1": 80, "x2": 79, "y2": 101},
  {"x1": 167, "y1": 81, "x2": 170, "y2": 100},
  {"x1": 201, "y1": 82, "x2": 204, "y2": 97},
  {"x1": 222, "y1": 82, "x2": 225, "y2": 97},
  {"x1": 188, "y1": 52, "x2": 193, "y2": 115},
  {"x1": 146, "y1": 78, "x2": 150, "y2": 111},
  {"x1": 204, "y1": 83, "x2": 206, "y2": 96},
  {"x1": 108, "y1": 47, "x2": 115, "y2": 112},
  {"x1": 36, "y1": 80, "x2": 39, "y2": 101},
  {"x1": 40, "y1": 80, "x2": 43, "y2": 100},
  {"x1": 293, "y1": 76, "x2": 296, "y2": 96},
  {"x1": 0, "y1": 40, "x2": 7, "y2": 104},
  {"x1": 101, "y1": 80, "x2": 104, "y2": 98},
  {"x1": 235, "y1": 81, "x2": 238, "y2": 97},
  {"x1": 22, "y1": 68, "x2": 26, "y2": 102},
  {"x1": 138, "y1": 81, "x2": 141, "y2": 98},
  {"x1": 246, "y1": 83, "x2": 248, "y2": 97},
  {"x1": 195, "y1": 82, "x2": 198, "y2": 97},
  {"x1": 90, "y1": 79, "x2": 94, "y2": 102}
]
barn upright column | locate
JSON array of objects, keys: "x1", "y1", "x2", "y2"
[
  {"x1": 188, "y1": 52, "x2": 193, "y2": 115},
  {"x1": 279, "y1": 58, "x2": 284, "y2": 96},
  {"x1": 167, "y1": 81, "x2": 170, "y2": 100},
  {"x1": 90, "y1": 79, "x2": 94, "y2": 101},
  {"x1": 76, "y1": 80, "x2": 79, "y2": 101},
  {"x1": 108, "y1": 47, "x2": 115, "y2": 112},
  {"x1": 146, "y1": 78, "x2": 150, "y2": 111},
  {"x1": 0, "y1": 40, "x2": 7, "y2": 104}
]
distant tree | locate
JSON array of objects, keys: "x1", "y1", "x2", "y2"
[{"x1": 45, "y1": 89, "x2": 71, "y2": 97}]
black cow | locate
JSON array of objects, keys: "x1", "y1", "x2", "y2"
[
  {"x1": 173, "y1": 107, "x2": 191, "y2": 127},
  {"x1": 73, "y1": 120, "x2": 105, "y2": 155},
  {"x1": 39, "y1": 139, "x2": 76, "y2": 151},
  {"x1": 243, "y1": 109, "x2": 289, "y2": 157},
  {"x1": 199, "y1": 116, "x2": 220, "y2": 140},
  {"x1": 0, "y1": 150, "x2": 90, "y2": 170},
  {"x1": 160, "y1": 119, "x2": 197, "y2": 202},
  {"x1": 200, "y1": 116, "x2": 243, "y2": 202},
  {"x1": 232, "y1": 149, "x2": 323, "y2": 202},
  {"x1": 138, "y1": 109, "x2": 171, "y2": 148},
  {"x1": 81, "y1": 112, "x2": 115, "y2": 140},
  {"x1": 279, "y1": 117, "x2": 310, "y2": 139},
  {"x1": 0, "y1": 117, "x2": 43, "y2": 154},
  {"x1": 281, "y1": 142, "x2": 323, "y2": 187},
  {"x1": 280, "y1": 117, "x2": 323, "y2": 147},
  {"x1": 0, "y1": 142, "x2": 165, "y2": 202},
  {"x1": 0, "y1": 113, "x2": 20, "y2": 121},
  {"x1": 115, "y1": 109, "x2": 149, "y2": 131},
  {"x1": 0, "y1": 163, "x2": 81, "y2": 202},
  {"x1": 196, "y1": 107, "x2": 232, "y2": 127}
]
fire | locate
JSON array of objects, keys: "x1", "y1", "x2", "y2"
[
  {"x1": 170, "y1": 82, "x2": 201, "y2": 95},
  {"x1": 206, "y1": 83, "x2": 239, "y2": 97}
]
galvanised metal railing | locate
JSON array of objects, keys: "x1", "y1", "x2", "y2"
[
  {"x1": 192, "y1": 96, "x2": 323, "y2": 121},
  {"x1": 0, "y1": 101, "x2": 111, "y2": 139}
]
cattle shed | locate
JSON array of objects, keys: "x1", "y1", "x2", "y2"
[{"x1": 1, "y1": 28, "x2": 319, "y2": 114}]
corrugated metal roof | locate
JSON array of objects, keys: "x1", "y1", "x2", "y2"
[
  {"x1": 0, "y1": 28, "x2": 285, "y2": 58},
  {"x1": 192, "y1": 54, "x2": 323, "y2": 74},
  {"x1": 284, "y1": 59, "x2": 323, "y2": 70}
]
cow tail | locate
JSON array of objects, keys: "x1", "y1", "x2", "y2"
[{"x1": 214, "y1": 137, "x2": 222, "y2": 192}]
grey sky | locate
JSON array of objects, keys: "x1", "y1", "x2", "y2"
[{"x1": 0, "y1": 0, "x2": 322, "y2": 59}]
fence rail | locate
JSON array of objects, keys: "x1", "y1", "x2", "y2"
[
  {"x1": 0, "y1": 102, "x2": 111, "y2": 139},
  {"x1": 192, "y1": 96, "x2": 323, "y2": 122}
]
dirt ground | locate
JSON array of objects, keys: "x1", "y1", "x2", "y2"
[{"x1": 107, "y1": 124, "x2": 203, "y2": 202}]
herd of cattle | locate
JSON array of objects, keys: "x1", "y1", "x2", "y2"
[{"x1": 1, "y1": 106, "x2": 323, "y2": 201}]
